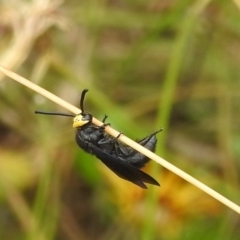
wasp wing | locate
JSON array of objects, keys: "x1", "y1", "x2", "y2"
[{"x1": 89, "y1": 143, "x2": 160, "y2": 189}]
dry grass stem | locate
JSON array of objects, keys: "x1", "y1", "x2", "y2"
[
  {"x1": 0, "y1": 64, "x2": 240, "y2": 215},
  {"x1": 0, "y1": 65, "x2": 81, "y2": 114}
]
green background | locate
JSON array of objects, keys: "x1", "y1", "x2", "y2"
[{"x1": 0, "y1": 0, "x2": 239, "y2": 239}]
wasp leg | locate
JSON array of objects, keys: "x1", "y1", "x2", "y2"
[
  {"x1": 125, "y1": 129, "x2": 163, "y2": 168},
  {"x1": 121, "y1": 129, "x2": 163, "y2": 156},
  {"x1": 98, "y1": 115, "x2": 111, "y2": 130},
  {"x1": 116, "y1": 132, "x2": 122, "y2": 139},
  {"x1": 111, "y1": 132, "x2": 133, "y2": 157},
  {"x1": 99, "y1": 122, "x2": 110, "y2": 130},
  {"x1": 98, "y1": 131, "x2": 122, "y2": 145},
  {"x1": 102, "y1": 114, "x2": 108, "y2": 123}
]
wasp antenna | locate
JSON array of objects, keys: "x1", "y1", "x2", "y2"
[
  {"x1": 35, "y1": 110, "x2": 75, "y2": 117},
  {"x1": 80, "y1": 89, "x2": 89, "y2": 112}
]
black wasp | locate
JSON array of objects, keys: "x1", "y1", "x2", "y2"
[{"x1": 35, "y1": 89, "x2": 162, "y2": 189}]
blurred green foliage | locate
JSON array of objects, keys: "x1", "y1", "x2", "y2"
[{"x1": 0, "y1": 0, "x2": 240, "y2": 239}]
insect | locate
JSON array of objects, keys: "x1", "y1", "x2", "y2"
[{"x1": 35, "y1": 89, "x2": 162, "y2": 189}]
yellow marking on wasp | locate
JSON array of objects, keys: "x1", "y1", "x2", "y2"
[{"x1": 73, "y1": 115, "x2": 88, "y2": 128}]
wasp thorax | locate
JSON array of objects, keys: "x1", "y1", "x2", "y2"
[{"x1": 73, "y1": 113, "x2": 92, "y2": 128}]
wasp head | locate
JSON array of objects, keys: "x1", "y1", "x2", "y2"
[
  {"x1": 73, "y1": 113, "x2": 92, "y2": 128},
  {"x1": 73, "y1": 89, "x2": 92, "y2": 128}
]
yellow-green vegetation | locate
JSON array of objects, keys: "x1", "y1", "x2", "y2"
[{"x1": 0, "y1": 0, "x2": 240, "y2": 239}]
